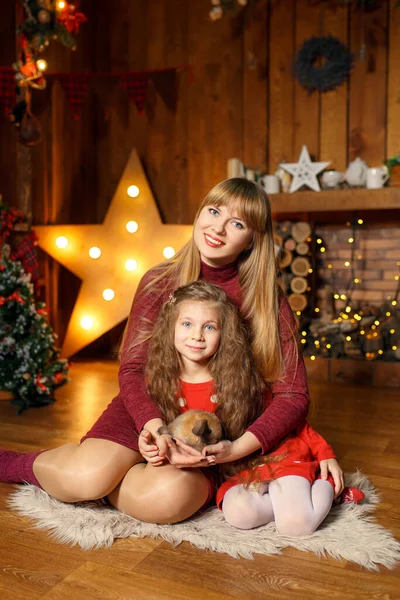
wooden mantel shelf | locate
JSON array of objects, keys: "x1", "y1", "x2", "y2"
[{"x1": 269, "y1": 186, "x2": 400, "y2": 214}]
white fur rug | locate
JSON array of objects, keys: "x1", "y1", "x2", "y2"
[{"x1": 8, "y1": 472, "x2": 400, "y2": 571}]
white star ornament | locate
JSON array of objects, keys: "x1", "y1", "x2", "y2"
[{"x1": 279, "y1": 145, "x2": 330, "y2": 193}]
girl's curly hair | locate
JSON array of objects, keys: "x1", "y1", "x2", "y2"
[
  {"x1": 145, "y1": 280, "x2": 282, "y2": 483},
  {"x1": 146, "y1": 280, "x2": 264, "y2": 435}
]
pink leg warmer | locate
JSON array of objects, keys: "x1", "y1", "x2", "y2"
[{"x1": 0, "y1": 450, "x2": 45, "y2": 488}]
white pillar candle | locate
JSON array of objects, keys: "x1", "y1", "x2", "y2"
[{"x1": 227, "y1": 158, "x2": 244, "y2": 178}]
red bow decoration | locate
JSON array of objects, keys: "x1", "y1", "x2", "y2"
[
  {"x1": 56, "y1": 3, "x2": 87, "y2": 34},
  {"x1": 0, "y1": 291, "x2": 26, "y2": 305}
]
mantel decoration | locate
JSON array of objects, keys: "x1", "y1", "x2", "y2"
[
  {"x1": 34, "y1": 150, "x2": 192, "y2": 357},
  {"x1": 294, "y1": 35, "x2": 354, "y2": 93},
  {"x1": 279, "y1": 145, "x2": 330, "y2": 193},
  {"x1": 386, "y1": 152, "x2": 400, "y2": 187}
]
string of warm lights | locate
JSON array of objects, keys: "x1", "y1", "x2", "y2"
[
  {"x1": 35, "y1": 150, "x2": 191, "y2": 357},
  {"x1": 302, "y1": 219, "x2": 400, "y2": 362}
]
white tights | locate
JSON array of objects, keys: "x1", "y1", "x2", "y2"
[{"x1": 222, "y1": 475, "x2": 334, "y2": 536}]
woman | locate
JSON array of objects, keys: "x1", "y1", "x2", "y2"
[{"x1": 0, "y1": 178, "x2": 342, "y2": 524}]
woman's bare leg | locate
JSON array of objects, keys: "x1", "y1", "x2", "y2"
[
  {"x1": 108, "y1": 462, "x2": 210, "y2": 524},
  {"x1": 33, "y1": 439, "x2": 144, "y2": 502}
]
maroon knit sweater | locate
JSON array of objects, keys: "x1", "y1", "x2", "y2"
[{"x1": 118, "y1": 261, "x2": 309, "y2": 454}]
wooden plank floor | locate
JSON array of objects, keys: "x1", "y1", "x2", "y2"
[{"x1": 0, "y1": 360, "x2": 399, "y2": 600}]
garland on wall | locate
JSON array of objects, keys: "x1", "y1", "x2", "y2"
[
  {"x1": 0, "y1": 1, "x2": 86, "y2": 145},
  {"x1": 15, "y1": 0, "x2": 87, "y2": 91},
  {"x1": 0, "y1": 65, "x2": 190, "y2": 128},
  {"x1": 0, "y1": 2, "x2": 191, "y2": 144}
]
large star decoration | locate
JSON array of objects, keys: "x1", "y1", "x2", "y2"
[
  {"x1": 35, "y1": 150, "x2": 192, "y2": 357},
  {"x1": 279, "y1": 145, "x2": 330, "y2": 193}
]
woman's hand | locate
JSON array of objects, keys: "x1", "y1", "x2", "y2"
[
  {"x1": 319, "y1": 458, "x2": 344, "y2": 498},
  {"x1": 138, "y1": 430, "x2": 174, "y2": 466},
  {"x1": 167, "y1": 438, "x2": 216, "y2": 469}
]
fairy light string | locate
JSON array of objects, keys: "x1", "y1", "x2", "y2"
[{"x1": 306, "y1": 218, "x2": 399, "y2": 362}]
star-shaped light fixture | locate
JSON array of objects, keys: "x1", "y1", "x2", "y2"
[
  {"x1": 35, "y1": 149, "x2": 192, "y2": 357},
  {"x1": 279, "y1": 145, "x2": 330, "y2": 193}
]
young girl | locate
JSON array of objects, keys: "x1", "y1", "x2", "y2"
[
  {"x1": 0, "y1": 178, "x2": 344, "y2": 524},
  {"x1": 136, "y1": 280, "x2": 363, "y2": 536}
]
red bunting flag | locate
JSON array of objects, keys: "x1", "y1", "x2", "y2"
[
  {"x1": 57, "y1": 73, "x2": 89, "y2": 119},
  {"x1": 0, "y1": 67, "x2": 16, "y2": 116},
  {"x1": 121, "y1": 73, "x2": 148, "y2": 114}
]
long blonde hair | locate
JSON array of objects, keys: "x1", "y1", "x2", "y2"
[{"x1": 133, "y1": 178, "x2": 283, "y2": 382}]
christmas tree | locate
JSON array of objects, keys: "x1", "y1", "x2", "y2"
[{"x1": 0, "y1": 245, "x2": 69, "y2": 413}]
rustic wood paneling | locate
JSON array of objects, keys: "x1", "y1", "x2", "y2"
[
  {"x1": 0, "y1": 1, "x2": 17, "y2": 207},
  {"x1": 319, "y1": 3, "x2": 349, "y2": 171},
  {"x1": 242, "y1": 0, "x2": 268, "y2": 174},
  {"x1": 268, "y1": 0, "x2": 295, "y2": 172},
  {"x1": 348, "y1": 2, "x2": 388, "y2": 165},
  {"x1": 293, "y1": 0, "x2": 322, "y2": 161},
  {"x1": 144, "y1": 0, "x2": 189, "y2": 224},
  {"x1": 187, "y1": 2, "x2": 242, "y2": 220},
  {"x1": 387, "y1": 0, "x2": 400, "y2": 158},
  {"x1": 2, "y1": 0, "x2": 400, "y2": 348}
]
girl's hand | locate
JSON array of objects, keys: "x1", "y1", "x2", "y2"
[
  {"x1": 201, "y1": 440, "x2": 236, "y2": 464},
  {"x1": 319, "y1": 458, "x2": 344, "y2": 498},
  {"x1": 167, "y1": 438, "x2": 216, "y2": 469},
  {"x1": 139, "y1": 430, "x2": 174, "y2": 466}
]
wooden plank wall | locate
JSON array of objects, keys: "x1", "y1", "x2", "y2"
[
  {"x1": 1, "y1": 0, "x2": 399, "y2": 346},
  {"x1": 0, "y1": 0, "x2": 17, "y2": 206}
]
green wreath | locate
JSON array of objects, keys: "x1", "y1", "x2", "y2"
[{"x1": 294, "y1": 35, "x2": 354, "y2": 93}]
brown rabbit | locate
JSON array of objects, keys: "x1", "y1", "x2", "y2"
[{"x1": 157, "y1": 410, "x2": 222, "y2": 452}]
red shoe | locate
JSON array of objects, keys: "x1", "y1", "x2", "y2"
[{"x1": 339, "y1": 486, "x2": 365, "y2": 504}]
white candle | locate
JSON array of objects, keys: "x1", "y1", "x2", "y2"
[{"x1": 227, "y1": 158, "x2": 244, "y2": 178}]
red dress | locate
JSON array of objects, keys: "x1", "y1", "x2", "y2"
[
  {"x1": 178, "y1": 379, "x2": 217, "y2": 413},
  {"x1": 215, "y1": 423, "x2": 336, "y2": 509},
  {"x1": 81, "y1": 260, "x2": 309, "y2": 453}
]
